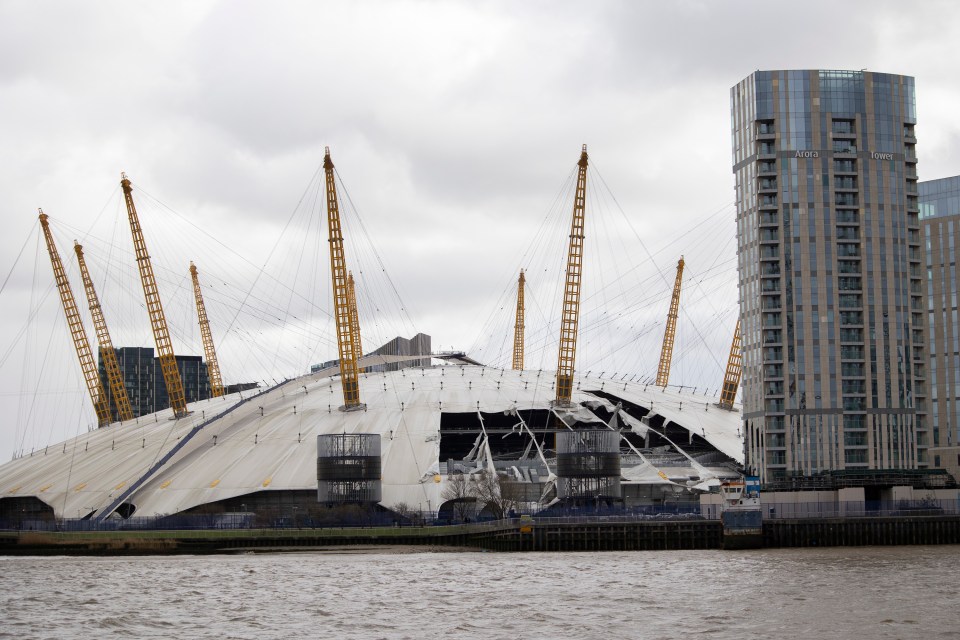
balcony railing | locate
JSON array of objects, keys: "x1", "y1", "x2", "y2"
[
  {"x1": 836, "y1": 210, "x2": 858, "y2": 224},
  {"x1": 841, "y1": 364, "x2": 865, "y2": 377},
  {"x1": 841, "y1": 347, "x2": 865, "y2": 360}
]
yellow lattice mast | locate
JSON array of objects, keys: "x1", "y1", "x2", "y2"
[
  {"x1": 655, "y1": 256, "x2": 685, "y2": 387},
  {"x1": 38, "y1": 211, "x2": 111, "y2": 427},
  {"x1": 74, "y1": 242, "x2": 134, "y2": 422},
  {"x1": 556, "y1": 145, "x2": 589, "y2": 406},
  {"x1": 347, "y1": 271, "x2": 363, "y2": 363},
  {"x1": 718, "y1": 319, "x2": 742, "y2": 410},
  {"x1": 324, "y1": 148, "x2": 363, "y2": 410},
  {"x1": 512, "y1": 270, "x2": 525, "y2": 371},
  {"x1": 121, "y1": 173, "x2": 188, "y2": 418},
  {"x1": 189, "y1": 262, "x2": 224, "y2": 398}
]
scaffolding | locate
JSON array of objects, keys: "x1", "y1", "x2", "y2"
[{"x1": 317, "y1": 433, "x2": 382, "y2": 503}]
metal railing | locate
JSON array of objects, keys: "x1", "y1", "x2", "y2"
[
  {"x1": 759, "y1": 499, "x2": 959, "y2": 520},
  {"x1": 6, "y1": 498, "x2": 958, "y2": 533},
  {"x1": 702, "y1": 498, "x2": 960, "y2": 521}
]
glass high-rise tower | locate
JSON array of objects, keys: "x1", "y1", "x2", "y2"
[
  {"x1": 731, "y1": 70, "x2": 926, "y2": 482},
  {"x1": 98, "y1": 346, "x2": 211, "y2": 419},
  {"x1": 919, "y1": 176, "x2": 960, "y2": 451}
]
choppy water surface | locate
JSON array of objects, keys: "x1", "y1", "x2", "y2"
[{"x1": 1, "y1": 545, "x2": 958, "y2": 639}]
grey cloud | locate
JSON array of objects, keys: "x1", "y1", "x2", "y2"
[{"x1": 2, "y1": 0, "x2": 960, "y2": 461}]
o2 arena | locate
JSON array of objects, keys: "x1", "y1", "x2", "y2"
[
  {"x1": 0, "y1": 146, "x2": 743, "y2": 527},
  {"x1": 0, "y1": 358, "x2": 743, "y2": 524}
]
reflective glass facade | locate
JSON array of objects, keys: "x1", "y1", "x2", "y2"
[
  {"x1": 98, "y1": 347, "x2": 210, "y2": 419},
  {"x1": 732, "y1": 70, "x2": 925, "y2": 481},
  {"x1": 919, "y1": 176, "x2": 960, "y2": 449}
]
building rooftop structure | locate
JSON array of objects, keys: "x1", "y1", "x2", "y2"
[{"x1": 0, "y1": 357, "x2": 742, "y2": 523}]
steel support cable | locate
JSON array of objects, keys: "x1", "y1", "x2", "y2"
[
  {"x1": 343, "y1": 245, "x2": 390, "y2": 360},
  {"x1": 670, "y1": 263, "x2": 729, "y2": 376},
  {"x1": 596, "y1": 288, "x2": 732, "y2": 376},
  {"x1": 470, "y1": 276, "x2": 519, "y2": 365},
  {"x1": 591, "y1": 165, "x2": 734, "y2": 381},
  {"x1": 274, "y1": 179, "x2": 323, "y2": 373},
  {"x1": 90, "y1": 198, "x2": 336, "y2": 364},
  {"x1": 0, "y1": 226, "x2": 36, "y2": 299},
  {"x1": 78, "y1": 191, "x2": 336, "y2": 329},
  {"x1": 332, "y1": 171, "x2": 426, "y2": 370},
  {"x1": 101, "y1": 197, "x2": 125, "y2": 326},
  {"x1": 522, "y1": 281, "x2": 583, "y2": 372},
  {"x1": 568, "y1": 209, "x2": 728, "y2": 364},
  {"x1": 587, "y1": 265, "x2": 733, "y2": 372},
  {"x1": 50, "y1": 216, "x2": 274, "y2": 370},
  {"x1": 91, "y1": 195, "x2": 254, "y2": 383},
  {"x1": 467, "y1": 168, "x2": 577, "y2": 359},
  {"x1": 672, "y1": 288, "x2": 734, "y2": 362},
  {"x1": 304, "y1": 176, "x2": 324, "y2": 333},
  {"x1": 581, "y1": 185, "x2": 606, "y2": 375},
  {"x1": 58, "y1": 391, "x2": 88, "y2": 518},
  {"x1": 472, "y1": 167, "x2": 578, "y2": 358},
  {"x1": 529, "y1": 174, "x2": 578, "y2": 373},
  {"x1": 3, "y1": 227, "x2": 45, "y2": 442},
  {"x1": 270, "y1": 182, "x2": 323, "y2": 373},
  {"x1": 473, "y1": 266, "x2": 530, "y2": 367},
  {"x1": 45, "y1": 184, "x2": 122, "y2": 304},
  {"x1": 578, "y1": 260, "x2": 733, "y2": 382},
  {"x1": 143, "y1": 166, "x2": 329, "y2": 353},
  {"x1": 675, "y1": 234, "x2": 737, "y2": 330},
  {"x1": 336, "y1": 170, "x2": 419, "y2": 337},
  {"x1": 0, "y1": 283, "x2": 57, "y2": 370},
  {"x1": 583, "y1": 181, "x2": 635, "y2": 378},
  {"x1": 179, "y1": 276, "x2": 334, "y2": 346},
  {"x1": 44, "y1": 385, "x2": 86, "y2": 454},
  {"x1": 18, "y1": 305, "x2": 66, "y2": 456},
  {"x1": 477, "y1": 277, "x2": 560, "y2": 370},
  {"x1": 590, "y1": 161, "x2": 734, "y2": 296}
]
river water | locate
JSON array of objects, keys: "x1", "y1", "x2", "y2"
[{"x1": 1, "y1": 545, "x2": 957, "y2": 639}]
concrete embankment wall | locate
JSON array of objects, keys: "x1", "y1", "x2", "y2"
[
  {"x1": 2, "y1": 516, "x2": 958, "y2": 555},
  {"x1": 764, "y1": 516, "x2": 960, "y2": 547}
]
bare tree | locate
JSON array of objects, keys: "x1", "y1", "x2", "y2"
[
  {"x1": 391, "y1": 501, "x2": 419, "y2": 526},
  {"x1": 473, "y1": 471, "x2": 521, "y2": 520},
  {"x1": 441, "y1": 473, "x2": 476, "y2": 522}
]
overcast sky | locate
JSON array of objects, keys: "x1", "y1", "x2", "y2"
[{"x1": 2, "y1": 0, "x2": 960, "y2": 460}]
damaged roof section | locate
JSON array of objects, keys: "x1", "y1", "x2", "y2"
[{"x1": 0, "y1": 365, "x2": 743, "y2": 519}]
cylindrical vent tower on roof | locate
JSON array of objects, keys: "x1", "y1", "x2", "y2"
[
  {"x1": 556, "y1": 430, "x2": 621, "y2": 499},
  {"x1": 317, "y1": 433, "x2": 382, "y2": 503}
]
